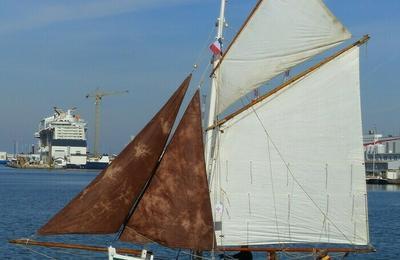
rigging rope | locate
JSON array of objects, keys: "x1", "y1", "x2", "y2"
[
  {"x1": 241, "y1": 96, "x2": 283, "y2": 248},
  {"x1": 192, "y1": 24, "x2": 216, "y2": 93},
  {"x1": 193, "y1": 26, "x2": 217, "y2": 72},
  {"x1": 15, "y1": 244, "x2": 57, "y2": 260},
  {"x1": 48, "y1": 248, "x2": 96, "y2": 259},
  {"x1": 266, "y1": 135, "x2": 284, "y2": 245},
  {"x1": 241, "y1": 96, "x2": 356, "y2": 245},
  {"x1": 197, "y1": 62, "x2": 212, "y2": 91}
]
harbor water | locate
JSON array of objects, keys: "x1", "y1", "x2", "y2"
[{"x1": 0, "y1": 165, "x2": 399, "y2": 259}]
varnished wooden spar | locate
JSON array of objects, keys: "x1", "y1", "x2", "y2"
[
  {"x1": 9, "y1": 239, "x2": 142, "y2": 255},
  {"x1": 207, "y1": 35, "x2": 370, "y2": 131},
  {"x1": 10, "y1": 238, "x2": 375, "y2": 257}
]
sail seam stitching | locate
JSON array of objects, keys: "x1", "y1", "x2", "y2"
[
  {"x1": 247, "y1": 102, "x2": 355, "y2": 245},
  {"x1": 266, "y1": 128, "x2": 283, "y2": 246}
]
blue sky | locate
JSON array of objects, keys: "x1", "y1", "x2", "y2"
[{"x1": 0, "y1": 0, "x2": 399, "y2": 154}]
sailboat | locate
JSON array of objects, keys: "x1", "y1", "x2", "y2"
[{"x1": 11, "y1": 0, "x2": 375, "y2": 259}]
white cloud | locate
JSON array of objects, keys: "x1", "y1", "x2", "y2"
[{"x1": 0, "y1": 0, "x2": 197, "y2": 34}]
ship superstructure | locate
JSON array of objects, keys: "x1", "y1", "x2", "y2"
[{"x1": 35, "y1": 108, "x2": 87, "y2": 167}]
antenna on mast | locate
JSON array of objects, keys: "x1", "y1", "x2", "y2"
[{"x1": 86, "y1": 89, "x2": 129, "y2": 156}]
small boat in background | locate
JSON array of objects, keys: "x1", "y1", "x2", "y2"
[
  {"x1": 0, "y1": 152, "x2": 9, "y2": 165},
  {"x1": 85, "y1": 154, "x2": 112, "y2": 170}
]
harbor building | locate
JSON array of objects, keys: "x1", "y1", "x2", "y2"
[
  {"x1": 364, "y1": 131, "x2": 400, "y2": 180},
  {"x1": 35, "y1": 108, "x2": 87, "y2": 168},
  {"x1": 0, "y1": 151, "x2": 7, "y2": 164}
]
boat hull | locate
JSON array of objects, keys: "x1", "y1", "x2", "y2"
[
  {"x1": 366, "y1": 178, "x2": 388, "y2": 184},
  {"x1": 65, "y1": 162, "x2": 109, "y2": 170},
  {"x1": 84, "y1": 162, "x2": 109, "y2": 170},
  {"x1": 0, "y1": 160, "x2": 8, "y2": 165}
]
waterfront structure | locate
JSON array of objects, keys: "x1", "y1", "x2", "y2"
[
  {"x1": 364, "y1": 130, "x2": 400, "y2": 175},
  {"x1": 35, "y1": 108, "x2": 87, "y2": 168},
  {"x1": 0, "y1": 151, "x2": 7, "y2": 164}
]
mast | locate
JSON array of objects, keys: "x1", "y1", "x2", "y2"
[{"x1": 205, "y1": 0, "x2": 226, "y2": 174}]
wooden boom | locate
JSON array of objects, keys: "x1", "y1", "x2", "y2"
[
  {"x1": 10, "y1": 238, "x2": 375, "y2": 260},
  {"x1": 9, "y1": 239, "x2": 142, "y2": 255}
]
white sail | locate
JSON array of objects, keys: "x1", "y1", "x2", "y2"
[
  {"x1": 215, "y1": 0, "x2": 351, "y2": 114},
  {"x1": 210, "y1": 47, "x2": 369, "y2": 246}
]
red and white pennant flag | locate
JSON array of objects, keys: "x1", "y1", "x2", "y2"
[{"x1": 209, "y1": 40, "x2": 222, "y2": 55}]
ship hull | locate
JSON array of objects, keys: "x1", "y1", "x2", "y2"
[
  {"x1": 65, "y1": 163, "x2": 108, "y2": 170},
  {"x1": 84, "y1": 162, "x2": 109, "y2": 170}
]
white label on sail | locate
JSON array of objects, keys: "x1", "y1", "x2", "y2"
[
  {"x1": 216, "y1": 0, "x2": 351, "y2": 114},
  {"x1": 215, "y1": 203, "x2": 224, "y2": 215},
  {"x1": 210, "y1": 47, "x2": 369, "y2": 246}
]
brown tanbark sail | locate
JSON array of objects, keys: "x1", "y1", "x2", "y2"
[
  {"x1": 120, "y1": 90, "x2": 215, "y2": 251},
  {"x1": 39, "y1": 75, "x2": 191, "y2": 235}
]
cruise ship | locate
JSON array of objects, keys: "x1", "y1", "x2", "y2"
[{"x1": 35, "y1": 108, "x2": 87, "y2": 168}]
